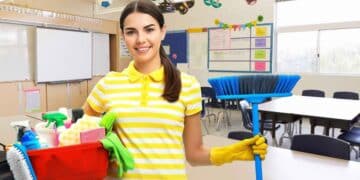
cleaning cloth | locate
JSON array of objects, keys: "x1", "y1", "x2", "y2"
[{"x1": 99, "y1": 112, "x2": 134, "y2": 177}]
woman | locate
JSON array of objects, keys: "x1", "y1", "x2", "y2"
[{"x1": 83, "y1": 0, "x2": 267, "y2": 179}]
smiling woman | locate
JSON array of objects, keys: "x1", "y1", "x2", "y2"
[{"x1": 83, "y1": 0, "x2": 267, "y2": 179}]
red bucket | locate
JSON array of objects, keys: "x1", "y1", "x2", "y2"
[{"x1": 28, "y1": 142, "x2": 108, "y2": 180}]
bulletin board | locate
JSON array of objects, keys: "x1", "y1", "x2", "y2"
[
  {"x1": 162, "y1": 30, "x2": 188, "y2": 65},
  {"x1": 208, "y1": 23, "x2": 273, "y2": 73}
]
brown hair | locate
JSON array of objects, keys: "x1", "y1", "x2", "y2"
[{"x1": 120, "y1": 0, "x2": 181, "y2": 102}]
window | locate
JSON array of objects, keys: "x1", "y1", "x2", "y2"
[
  {"x1": 277, "y1": 31, "x2": 317, "y2": 73},
  {"x1": 276, "y1": 0, "x2": 360, "y2": 75},
  {"x1": 319, "y1": 28, "x2": 360, "y2": 74}
]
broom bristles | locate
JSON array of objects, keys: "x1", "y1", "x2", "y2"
[{"x1": 208, "y1": 74, "x2": 300, "y2": 96}]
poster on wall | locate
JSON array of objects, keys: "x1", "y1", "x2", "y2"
[
  {"x1": 162, "y1": 31, "x2": 188, "y2": 66},
  {"x1": 24, "y1": 88, "x2": 41, "y2": 113},
  {"x1": 208, "y1": 23, "x2": 273, "y2": 73}
]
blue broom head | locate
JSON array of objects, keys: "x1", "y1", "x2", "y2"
[{"x1": 208, "y1": 74, "x2": 301, "y2": 96}]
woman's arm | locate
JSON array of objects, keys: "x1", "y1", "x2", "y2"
[
  {"x1": 183, "y1": 113, "x2": 212, "y2": 166},
  {"x1": 82, "y1": 102, "x2": 102, "y2": 117},
  {"x1": 183, "y1": 113, "x2": 268, "y2": 166}
]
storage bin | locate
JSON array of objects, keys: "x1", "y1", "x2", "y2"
[{"x1": 27, "y1": 142, "x2": 108, "y2": 180}]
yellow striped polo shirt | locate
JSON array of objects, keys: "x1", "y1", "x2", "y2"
[{"x1": 87, "y1": 61, "x2": 202, "y2": 180}]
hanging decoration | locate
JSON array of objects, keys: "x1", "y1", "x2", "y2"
[
  {"x1": 214, "y1": 15, "x2": 264, "y2": 31},
  {"x1": 156, "y1": 0, "x2": 195, "y2": 15},
  {"x1": 204, "y1": 0, "x2": 222, "y2": 8},
  {"x1": 245, "y1": 0, "x2": 257, "y2": 6}
]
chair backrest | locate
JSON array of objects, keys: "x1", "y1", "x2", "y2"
[
  {"x1": 239, "y1": 100, "x2": 253, "y2": 131},
  {"x1": 291, "y1": 134, "x2": 350, "y2": 160},
  {"x1": 200, "y1": 86, "x2": 215, "y2": 98},
  {"x1": 333, "y1": 91, "x2": 359, "y2": 100},
  {"x1": 201, "y1": 86, "x2": 224, "y2": 108},
  {"x1": 302, "y1": 89, "x2": 325, "y2": 97},
  {"x1": 200, "y1": 100, "x2": 206, "y2": 118},
  {"x1": 228, "y1": 131, "x2": 254, "y2": 140}
]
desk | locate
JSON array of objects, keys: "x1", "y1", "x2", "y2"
[
  {"x1": 258, "y1": 95, "x2": 360, "y2": 136},
  {"x1": 186, "y1": 135, "x2": 360, "y2": 180}
]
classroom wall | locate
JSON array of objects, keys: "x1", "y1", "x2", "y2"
[
  {"x1": 5, "y1": 0, "x2": 94, "y2": 17},
  {"x1": 0, "y1": 1, "x2": 116, "y2": 117},
  {"x1": 163, "y1": 0, "x2": 360, "y2": 96},
  {"x1": 165, "y1": 0, "x2": 274, "y2": 30},
  {"x1": 161, "y1": 0, "x2": 275, "y2": 87},
  {"x1": 292, "y1": 74, "x2": 360, "y2": 97}
]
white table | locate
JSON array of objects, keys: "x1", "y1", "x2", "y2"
[
  {"x1": 258, "y1": 95, "x2": 360, "y2": 135},
  {"x1": 186, "y1": 135, "x2": 360, "y2": 180}
]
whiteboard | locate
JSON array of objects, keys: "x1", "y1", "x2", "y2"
[
  {"x1": 0, "y1": 23, "x2": 33, "y2": 82},
  {"x1": 36, "y1": 28, "x2": 92, "y2": 83},
  {"x1": 92, "y1": 33, "x2": 110, "y2": 76}
]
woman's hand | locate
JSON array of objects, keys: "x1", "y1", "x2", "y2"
[{"x1": 210, "y1": 135, "x2": 267, "y2": 166}]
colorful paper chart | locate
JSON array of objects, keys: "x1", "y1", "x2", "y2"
[
  {"x1": 255, "y1": 49, "x2": 266, "y2": 59},
  {"x1": 255, "y1": 27, "x2": 267, "y2": 37},
  {"x1": 255, "y1": 61, "x2": 266, "y2": 71},
  {"x1": 255, "y1": 38, "x2": 266, "y2": 48}
]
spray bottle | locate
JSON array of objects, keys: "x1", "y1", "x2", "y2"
[
  {"x1": 10, "y1": 120, "x2": 41, "y2": 150},
  {"x1": 10, "y1": 120, "x2": 31, "y2": 142},
  {"x1": 42, "y1": 112, "x2": 67, "y2": 134}
]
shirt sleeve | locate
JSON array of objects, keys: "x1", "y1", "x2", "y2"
[
  {"x1": 184, "y1": 76, "x2": 202, "y2": 116},
  {"x1": 86, "y1": 77, "x2": 108, "y2": 113}
]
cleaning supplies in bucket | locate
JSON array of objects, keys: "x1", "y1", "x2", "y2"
[
  {"x1": 42, "y1": 112, "x2": 67, "y2": 134},
  {"x1": 34, "y1": 122, "x2": 57, "y2": 148},
  {"x1": 6, "y1": 143, "x2": 37, "y2": 180},
  {"x1": 10, "y1": 120, "x2": 31, "y2": 142}
]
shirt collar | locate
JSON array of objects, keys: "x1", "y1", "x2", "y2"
[{"x1": 127, "y1": 61, "x2": 164, "y2": 82}]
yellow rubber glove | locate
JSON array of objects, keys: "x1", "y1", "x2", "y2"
[{"x1": 210, "y1": 135, "x2": 267, "y2": 166}]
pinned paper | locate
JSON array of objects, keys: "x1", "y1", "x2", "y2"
[
  {"x1": 254, "y1": 49, "x2": 266, "y2": 59},
  {"x1": 24, "y1": 88, "x2": 41, "y2": 113},
  {"x1": 254, "y1": 62, "x2": 266, "y2": 71},
  {"x1": 163, "y1": 45, "x2": 170, "y2": 55},
  {"x1": 255, "y1": 27, "x2": 267, "y2": 37},
  {"x1": 255, "y1": 38, "x2": 266, "y2": 48}
]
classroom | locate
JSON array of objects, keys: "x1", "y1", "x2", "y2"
[{"x1": 0, "y1": 0, "x2": 359, "y2": 179}]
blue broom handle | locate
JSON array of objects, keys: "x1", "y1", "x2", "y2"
[{"x1": 251, "y1": 103, "x2": 263, "y2": 180}]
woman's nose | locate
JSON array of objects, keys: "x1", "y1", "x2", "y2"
[{"x1": 136, "y1": 32, "x2": 146, "y2": 44}]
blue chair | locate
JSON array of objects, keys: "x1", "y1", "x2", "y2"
[
  {"x1": 329, "y1": 91, "x2": 360, "y2": 136},
  {"x1": 239, "y1": 100, "x2": 280, "y2": 145},
  {"x1": 200, "y1": 91, "x2": 217, "y2": 134},
  {"x1": 291, "y1": 134, "x2": 351, "y2": 160},
  {"x1": 333, "y1": 91, "x2": 359, "y2": 100},
  {"x1": 228, "y1": 131, "x2": 268, "y2": 144},
  {"x1": 338, "y1": 129, "x2": 360, "y2": 159},
  {"x1": 228, "y1": 131, "x2": 254, "y2": 140}
]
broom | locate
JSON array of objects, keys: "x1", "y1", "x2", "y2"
[{"x1": 208, "y1": 74, "x2": 301, "y2": 180}]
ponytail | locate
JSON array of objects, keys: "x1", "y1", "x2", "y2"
[{"x1": 160, "y1": 46, "x2": 181, "y2": 102}]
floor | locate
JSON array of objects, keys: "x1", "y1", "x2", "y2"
[{"x1": 201, "y1": 107, "x2": 360, "y2": 162}]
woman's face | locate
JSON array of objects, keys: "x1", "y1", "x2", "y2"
[{"x1": 122, "y1": 12, "x2": 166, "y2": 66}]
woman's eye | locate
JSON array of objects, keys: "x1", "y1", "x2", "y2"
[
  {"x1": 125, "y1": 31, "x2": 135, "y2": 35},
  {"x1": 146, "y1": 28, "x2": 154, "y2": 33}
]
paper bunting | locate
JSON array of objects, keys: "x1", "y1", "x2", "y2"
[{"x1": 213, "y1": 15, "x2": 264, "y2": 31}]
